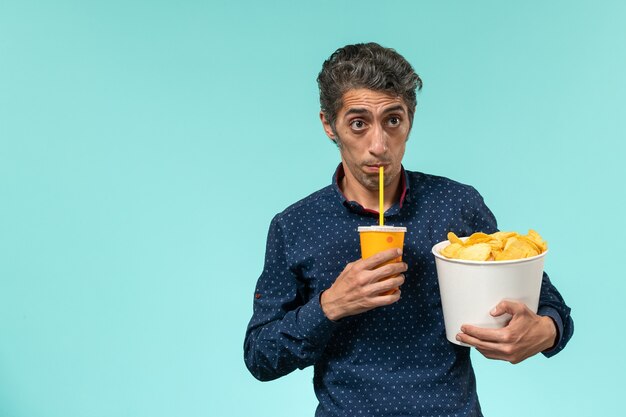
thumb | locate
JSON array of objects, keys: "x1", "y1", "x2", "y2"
[{"x1": 490, "y1": 300, "x2": 524, "y2": 317}]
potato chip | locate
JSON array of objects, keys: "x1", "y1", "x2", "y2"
[
  {"x1": 490, "y1": 248, "x2": 503, "y2": 260},
  {"x1": 517, "y1": 236, "x2": 541, "y2": 254},
  {"x1": 440, "y1": 229, "x2": 547, "y2": 261},
  {"x1": 457, "y1": 243, "x2": 492, "y2": 261},
  {"x1": 441, "y1": 242, "x2": 463, "y2": 258},
  {"x1": 487, "y1": 239, "x2": 505, "y2": 252},
  {"x1": 447, "y1": 232, "x2": 463, "y2": 245},
  {"x1": 490, "y1": 231, "x2": 517, "y2": 247},
  {"x1": 465, "y1": 232, "x2": 492, "y2": 245},
  {"x1": 527, "y1": 229, "x2": 548, "y2": 252},
  {"x1": 496, "y1": 237, "x2": 538, "y2": 260}
]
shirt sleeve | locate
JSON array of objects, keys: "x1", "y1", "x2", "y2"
[
  {"x1": 536, "y1": 273, "x2": 574, "y2": 357},
  {"x1": 243, "y1": 215, "x2": 338, "y2": 381},
  {"x1": 466, "y1": 187, "x2": 574, "y2": 356}
]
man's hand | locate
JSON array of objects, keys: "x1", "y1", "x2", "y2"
[
  {"x1": 320, "y1": 248, "x2": 407, "y2": 321},
  {"x1": 456, "y1": 300, "x2": 557, "y2": 364}
]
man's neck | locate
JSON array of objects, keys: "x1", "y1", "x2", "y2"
[{"x1": 340, "y1": 171, "x2": 402, "y2": 213}]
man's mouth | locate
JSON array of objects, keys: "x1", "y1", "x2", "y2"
[{"x1": 364, "y1": 163, "x2": 389, "y2": 173}]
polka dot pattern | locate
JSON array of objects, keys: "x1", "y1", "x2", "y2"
[{"x1": 244, "y1": 167, "x2": 573, "y2": 416}]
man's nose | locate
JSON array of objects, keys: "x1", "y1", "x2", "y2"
[{"x1": 368, "y1": 125, "x2": 387, "y2": 155}]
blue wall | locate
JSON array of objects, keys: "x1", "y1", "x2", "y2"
[{"x1": 1, "y1": 1, "x2": 624, "y2": 416}]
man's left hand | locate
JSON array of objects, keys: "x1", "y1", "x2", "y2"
[{"x1": 456, "y1": 300, "x2": 557, "y2": 364}]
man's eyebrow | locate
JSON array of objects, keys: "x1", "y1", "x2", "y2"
[
  {"x1": 382, "y1": 105, "x2": 406, "y2": 114},
  {"x1": 344, "y1": 108, "x2": 370, "y2": 117},
  {"x1": 344, "y1": 105, "x2": 406, "y2": 118}
]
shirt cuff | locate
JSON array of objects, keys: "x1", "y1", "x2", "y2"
[
  {"x1": 537, "y1": 306, "x2": 564, "y2": 357},
  {"x1": 295, "y1": 291, "x2": 339, "y2": 346}
]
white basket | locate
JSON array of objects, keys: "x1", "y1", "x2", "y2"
[{"x1": 431, "y1": 239, "x2": 547, "y2": 346}]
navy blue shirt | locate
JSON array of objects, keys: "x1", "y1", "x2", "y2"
[{"x1": 244, "y1": 166, "x2": 573, "y2": 417}]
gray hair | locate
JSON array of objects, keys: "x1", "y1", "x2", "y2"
[{"x1": 317, "y1": 42, "x2": 423, "y2": 130}]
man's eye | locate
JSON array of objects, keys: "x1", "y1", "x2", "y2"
[
  {"x1": 388, "y1": 117, "x2": 400, "y2": 126},
  {"x1": 350, "y1": 120, "x2": 366, "y2": 129}
]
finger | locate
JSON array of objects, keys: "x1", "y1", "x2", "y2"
[
  {"x1": 455, "y1": 331, "x2": 485, "y2": 348},
  {"x1": 370, "y1": 289, "x2": 402, "y2": 306},
  {"x1": 368, "y1": 261, "x2": 408, "y2": 282},
  {"x1": 491, "y1": 300, "x2": 526, "y2": 317},
  {"x1": 369, "y1": 274, "x2": 405, "y2": 295},
  {"x1": 475, "y1": 346, "x2": 511, "y2": 362},
  {"x1": 456, "y1": 332, "x2": 508, "y2": 359},
  {"x1": 460, "y1": 324, "x2": 508, "y2": 344},
  {"x1": 359, "y1": 248, "x2": 403, "y2": 270},
  {"x1": 342, "y1": 260, "x2": 357, "y2": 273}
]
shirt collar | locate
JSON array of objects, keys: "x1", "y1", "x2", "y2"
[{"x1": 332, "y1": 163, "x2": 411, "y2": 215}]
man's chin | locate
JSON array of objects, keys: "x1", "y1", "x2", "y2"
[
  {"x1": 357, "y1": 177, "x2": 381, "y2": 191},
  {"x1": 360, "y1": 171, "x2": 396, "y2": 189}
]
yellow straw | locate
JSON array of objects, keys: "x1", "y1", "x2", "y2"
[{"x1": 379, "y1": 166, "x2": 384, "y2": 226}]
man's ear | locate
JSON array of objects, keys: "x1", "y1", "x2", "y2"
[{"x1": 320, "y1": 112, "x2": 337, "y2": 143}]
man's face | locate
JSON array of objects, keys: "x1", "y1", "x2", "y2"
[{"x1": 321, "y1": 88, "x2": 411, "y2": 192}]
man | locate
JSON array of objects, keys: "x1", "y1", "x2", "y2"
[{"x1": 244, "y1": 42, "x2": 573, "y2": 417}]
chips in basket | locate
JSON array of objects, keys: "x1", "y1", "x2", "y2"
[{"x1": 441, "y1": 230, "x2": 547, "y2": 261}]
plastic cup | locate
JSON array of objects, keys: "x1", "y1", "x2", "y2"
[
  {"x1": 358, "y1": 226, "x2": 407, "y2": 295},
  {"x1": 431, "y1": 238, "x2": 547, "y2": 346}
]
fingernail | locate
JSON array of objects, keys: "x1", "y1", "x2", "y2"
[
  {"x1": 456, "y1": 334, "x2": 462, "y2": 341},
  {"x1": 460, "y1": 326, "x2": 466, "y2": 333},
  {"x1": 490, "y1": 307, "x2": 497, "y2": 315},
  {"x1": 397, "y1": 249, "x2": 403, "y2": 256}
]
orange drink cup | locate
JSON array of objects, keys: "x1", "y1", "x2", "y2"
[{"x1": 358, "y1": 226, "x2": 407, "y2": 294}]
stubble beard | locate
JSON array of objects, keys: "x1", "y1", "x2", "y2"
[
  {"x1": 334, "y1": 131, "x2": 398, "y2": 191},
  {"x1": 344, "y1": 155, "x2": 398, "y2": 192}
]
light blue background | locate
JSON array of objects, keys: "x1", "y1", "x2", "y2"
[{"x1": 1, "y1": 1, "x2": 624, "y2": 416}]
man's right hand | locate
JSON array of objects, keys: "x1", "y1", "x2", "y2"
[{"x1": 320, "y1": 248, "x2": 407, "y2": 321}]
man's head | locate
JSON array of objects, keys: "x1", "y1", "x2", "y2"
[
  {"x1": 317, "y1": 42, "x2": 422, "y2": 134},
  {"x1": 317, "y1": 43, "x2": 422, "y2": 195}
]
